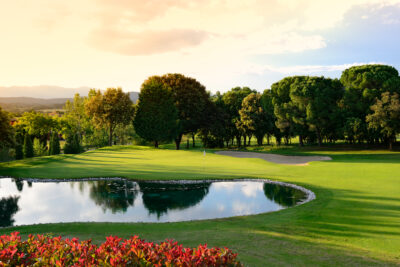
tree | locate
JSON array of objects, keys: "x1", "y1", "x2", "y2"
[
  {"x1": 0, "y1": 106, "x2": 14, "y2": 149},
  {"x1": 16, "y1": 111, "x2": 57, "y2": 146},
  {"x1": 85, "y1": 88, "x2": 134, "y2": 146},
  {"x1": 33, "y1": 138, "x2": 47, "y2": 157},
  {"x1": 239, "y1": 93, "x2": 269, "y2": 146},
  {"x1": 64, "y1": 133, "x2": 81, "y2": 154},
  {"x1": 23, "y1": 134, "x2": 33, "y2": 158},
  {"x1": 133, "y1": 79, "x2": 179, "y2": 148},
  {"x1": 271, "y1": 77, "x2": 309, "y2": 145},
  {"x1": 49, "y1": 132, "x2": 60, "y2": 155},
  {"x1": 367, "y1": 92, "x2": 400, "y2": 150},
  {"x1": 340, "y1": 64, "x2": 400, "y2": 143},
  {"x1": 144, "y1": 74, "x2": 210, "y2": 149},
  {"x1": 260, "y1": 90, "x2": 277, "y2": 145},
  {"x1": 222, "y1": 87, "x2": 256, "y2": 147},
  {"x1": 289, "y1": 76, "x2": 344, "y2": 146}
]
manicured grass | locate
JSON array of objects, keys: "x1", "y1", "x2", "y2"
[{"x1": 1, "y1": 145, "x2": 400, "y2": 266}]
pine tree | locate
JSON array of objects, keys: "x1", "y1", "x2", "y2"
[
  {"x1": 15, "y1": 143, "x2": 23, "y2": 160},
  {"x1": 49, "y1": 132, "x2": 60, "y2": 155},
  {"x1": 64, "y1": 133, "x2": 81, "y2": 154},
  {"x1": 23, "y1": 134, "x2": 34, "y2": 158}
]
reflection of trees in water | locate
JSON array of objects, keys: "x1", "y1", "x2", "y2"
[
  {"x1": 0, "y1": 196, "x2": 20, "y2": 227},
  {"x1": 263, "y1": 183, "x2": 306, "y2": 207},
  {"x1": 89, "y1": 180, "x2": 138, "y2": 214},
  {"x1": 13, "y1": 179, "x2": 24, "y2": 192},
  {"x1": 138, "y1": 182, "x2": 211, "y2": 218}
]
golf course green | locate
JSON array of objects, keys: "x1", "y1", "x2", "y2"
[{"x1": 1, "y1": 145, "x2": 399, "y2": 266}]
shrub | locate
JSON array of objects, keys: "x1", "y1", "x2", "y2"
[
  {"x1": 33, "y1": 138, "x2": 47, "y2": 157},
  {"x1": 64, "y1": 133, "x2": 81, "y2": 154},
  {"x1": 0, "y1": 232, "x2": 242, "y2": 266},
  {"x1": 15, "y1": 143, "x2": 23, "y2": 160}
]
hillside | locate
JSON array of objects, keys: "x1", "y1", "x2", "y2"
[{"x1": 0, "y1": 92, "x2": 139, "y2": 113}]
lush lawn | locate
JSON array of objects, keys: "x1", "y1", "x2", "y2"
[{"x1": 1, "y1": 145, "x2": 400, "y2": 266}]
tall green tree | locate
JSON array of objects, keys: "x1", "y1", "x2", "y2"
[
  {"x1": 289, "y1": 76, "x2": 344, "y2": 146},
  {"x1": 23, "y1": 134, "x2": 33, "y2": 158},
  {"x1": 222, "y1": 87, "x2": 256, "y2": 147},
  {"x1": 260, "y1": 90, "x2": 277, "y2": 145},
  {"x1": 271, "y1": 77, "x2": 309, "y2": 145},
  {"x1": 133, "y1": 79, "x2": 179, "y2": 148},
  {"x1": 367, "y1": 92, "x2": 400, "y2": 150},
  {"x1": 340, "y1": 64, "x2": 400, "y2": 143},
  {"x1": 48, "y1": 132, "x2": 61, "y2": 155},
  {"x1": 0, "y1": 106, "x2": 14, "y2": 149},
  {"x1": 16, "y1": 111, "x2": 57, "y2": 146},
  {"x1": 239, "y1": 93, "x2": 269, "y2": 146},
  {"x1": 146, "y1": 74, "x2": 210, "y2": 149},
  {"x1": 85, "y1": 88, "x2": 134, "y2": 146}
]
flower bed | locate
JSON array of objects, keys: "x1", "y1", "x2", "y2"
[{"x1": 0, "y1": 232, "x2": 242, "y2": 266}]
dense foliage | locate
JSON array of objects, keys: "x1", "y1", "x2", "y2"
[
  {"x1": 1, "y1": 64, "x2": 399, "y2": 160},
  {"x1": 0, "y1": 232, "x2": 242, "y2": 266}
]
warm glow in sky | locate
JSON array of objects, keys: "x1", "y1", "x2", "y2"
[{"x1": 1, "y1": 0, "x2": 400, "y2": 97}]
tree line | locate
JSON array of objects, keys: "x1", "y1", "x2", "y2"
[{"x1": 0, "y1": 64, "x2": 399, "y2": 161}]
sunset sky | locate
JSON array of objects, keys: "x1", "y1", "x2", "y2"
[{"x1": 1, "y1": 0, "x2": 400, "y2": 97}]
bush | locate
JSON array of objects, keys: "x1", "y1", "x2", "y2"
[
  {"x1": 64, "y1": 133, "x2": 81, "y2": 154},
  {"x1": 15, "y1": 143, "x2": 23, "y2": 160},
  {"x1": 33, "y1": 138, "x2": 47, "y2": 157},
  {"x1": 23, "y1": 134, "x2": 33, "y2": 158},
  {"x1": 0, "y1": 232, "x2": 242, "y2": 266}
]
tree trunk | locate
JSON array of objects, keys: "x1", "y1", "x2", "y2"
[
  {"x1": 299, "y1": 135, "x2": 304, "y2": 147},
  {"x1": 267, "y1": 134, "x2": 270, "y2": 145},
  {"x1": 154, "y1": 140, "x2": 159, "y2": 148},
  {"x1": 175, "y1": 134, "x2": 182, "y2": 150},
  {"x1": 236, "y1": 136, "x2": 241, "y2": 147},
  {"x1": 243, "y1": 136, "x2": 247, "y2": 147},
  {"x1": 317, "y1": 129, "x2": 322, "y2": 147},
  {"x1": 248, "y1": 135, "x2": 252, "y2": 146},
  {"x1": 108, "y1": 127, "x2": 113, "y2": 146},
  {"x1": 192, "y1": 133, "x2": 195, "y2": 148},
  {"x1": 257, "y1": 136, "x2": 263, "y2": 146}
]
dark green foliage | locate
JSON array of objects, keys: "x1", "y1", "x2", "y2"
[
  {"x1": 15, "y1": 143, "x2": 23, "y2": 160},
  {"x1": 133, "y1": 79, "x2": 179, "y2": 148},
  {"x1": 289, "y1": 76, "x2": 344, "y2": 146},
  {"x1": 0, "y1": 196, "x2": 19, "y2": 227},
  {"x1": 144, "y1": 74, "x2": 210, "y2": 149},
  {"x1": 367, "y1": 92, "x2": 400, "y2": 150},
  {"x1": 340, "y1": 64, "x2": 400, "y2": 143},
  {"x1": 239, "y1": 93, "x2": 270, "y2": 145},
  {"x1": 0, "y1": 106, "x2": 14, "y2": 149},
  {"x1": 199, "y1": 94, "x2": 229, "y2": 148},
  {"x1": 23, "y1": 134, "x2": 34, "y2": 158},
  {"x1": 64, "y1": 133, "x2": 81, "y2": 154},
  {"x1": 222, "y1": 87, "x2": 256, "y2": 146},
  {"x1": 49, "y1": 132, "x2": 61, "y2": 155}
]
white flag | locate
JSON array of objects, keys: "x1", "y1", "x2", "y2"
[{"x1": 203, "y1": 150, "x2": 206, "y2": 156}]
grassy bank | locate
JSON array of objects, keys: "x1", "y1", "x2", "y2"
[{"x1": 1, "y1": 145, "x2": 400, "y2": 266}]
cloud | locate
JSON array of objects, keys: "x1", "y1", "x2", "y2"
[
  {"x1": 89, "y1": 28, "x2": 210, "y2": 55},
  {"x1": 244, "y1": 62, "x2": 385, "y2": 76}
]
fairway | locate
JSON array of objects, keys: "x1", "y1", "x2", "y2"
[{"x1": 1, "y1": 145, "x2": 400, "y2": 266}]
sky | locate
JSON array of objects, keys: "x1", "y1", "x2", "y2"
[{"x1": 0, "y1": 0, "x2": 400, "y2": 98}]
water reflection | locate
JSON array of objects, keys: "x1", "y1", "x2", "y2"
[
  {"x1": 138, "y1": 182, "x2": 211, "y2": 217},
  {"x1": 0, "y1": 178, "x2": 309, "y2": 226},
  {"x1": 263, "y1": 183, "x2": 306, "y2": 207},
  {"x1": 0, "y1": 196, "x2": 20, "y2": 227},
  {"x1": 88, "y1": 180, "x2": 138, "y2": 214}
]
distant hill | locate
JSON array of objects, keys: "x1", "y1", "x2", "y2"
[{"x1": 0, "y1": 92, "x2": 139, "y2": 113}]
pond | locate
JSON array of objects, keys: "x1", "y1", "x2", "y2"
[{"x1": 0, "y1": 178, "x2": 312, "y2": 227}]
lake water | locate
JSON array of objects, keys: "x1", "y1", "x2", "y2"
[{"x1": 0, "y1": 178, "x2": 307, "y2": 227}]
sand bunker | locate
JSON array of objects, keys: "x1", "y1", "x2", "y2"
[{"x1": 215, "y1": 151, "x2": 331, "y2": 165}]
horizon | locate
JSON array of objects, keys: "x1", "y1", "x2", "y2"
[{"x1": 1, "y1": 0, "x2": 400, "y2": 98}]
